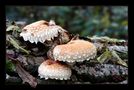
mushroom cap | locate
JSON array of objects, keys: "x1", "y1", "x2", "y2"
[
  {"x1": 20, "y1": 20, "x2": 66, "y2": 44},
  {"x1": 38, "y1": 59, "x2": 72, "y2": 80},
  {"x1": 53, "y1": 40, "x2": 97, "y2": 62}
]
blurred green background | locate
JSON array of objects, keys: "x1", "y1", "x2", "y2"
[{"x1": 6, "y1": 6, "x2": 128, "y2": 39}]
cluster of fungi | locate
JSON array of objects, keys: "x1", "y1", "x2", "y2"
[{"x1": 20, "y1": 20, "x2": 97, "y2": 80}]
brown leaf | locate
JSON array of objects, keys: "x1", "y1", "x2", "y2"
[
  {"x1": 26, "y1": 56, "x2": 45, "y2": 66},
  {"x1": 17, "y1": 55, "x2": 28, "y2": 66},
  {"x1": 15, "y1": 62, "x2": 37, "y2": 88}
]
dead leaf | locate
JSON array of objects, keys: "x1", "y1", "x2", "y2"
[
  {"x1": 97, "y1": 49, "x2": 112, "y2": 63},
  {"x1": 26, "y1": 56, "x2": 44, "y2": 66},
  {"x1": 15, "y1": 62, "x2": 37, "y2": 88},
  {"x1": 6, "y1": 54, "x2": 37, "y2": 88},
  {"x1": 6, "y1": 35, "x2": 30, "y2": 54},
  {"x1": 111, "y1": 50, "x2": 128, "y2": 67},
  {"x1": 17, "y1": 55, "x2": 28, "y2": 65},
  {"x1": 88, "y1": 36, "x2": 126, "y2": 44},
  {"x1": 6, "y1": 25, "x2": 20, "y2": 32}
]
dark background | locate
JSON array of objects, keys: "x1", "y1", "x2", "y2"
[{"x1": 6, "y1": 6, "x2": 128, "y2": 39}]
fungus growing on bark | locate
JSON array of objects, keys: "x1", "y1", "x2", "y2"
[
  {"x1": 20, "y1": 20, "x2": 67, "y2": 44},
  {"x1": 38, "y1": 59, "x2": 72, "y2": 80},
  {"x1": 53, "y1": 40, "x2": 97, "y2": 62}
]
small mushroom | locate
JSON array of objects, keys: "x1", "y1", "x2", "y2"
[
  {"x1": 38, "y1": 59, "x2": 72, "y2": 80},
  {"x1": 53, "y1": 40, "x2": 97, "y2": 62},
  {"x1": 20, "y1": 20, "x2": 67, "y2": 44}
]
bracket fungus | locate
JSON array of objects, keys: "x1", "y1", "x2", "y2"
[
  {"x1": 53, "y1": 40, "x2": 97, "y2": 62},
  {"x1": 20, "y1": 20, "x2": 67, "y2": 44},
  {"x1": 38, "y1": 59, "x2": 72, "y2": 80}
]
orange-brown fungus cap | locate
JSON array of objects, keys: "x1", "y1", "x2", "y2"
[
  {"x1": 53, "y1": 40, "x2": 97, "y2": 62},
  {"x1": 38, "y1": 59, "x2": 72, "y2": 80},
  {"x1": 20, "y1": 20, "x2": 66, "y2": 44}
]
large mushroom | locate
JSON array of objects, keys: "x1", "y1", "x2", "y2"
[
  {"x1": 20, "y1": 20, "x2": 68, "y2": 44},
  {"x1": 53, "y1": 40, "x2": 97, "y2": 62},
  {"x1": 38, "y1": 59, "x2": 72, "y2": 80}
]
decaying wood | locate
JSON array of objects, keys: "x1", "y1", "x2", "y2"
[
  {"x1": 6, "y1": 54, "x2": 128, "y2": 84},
  {"x1": 72, "y1": 63, "x2": 128, "y2": 83}
]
